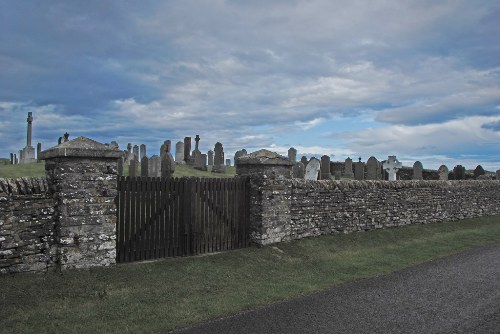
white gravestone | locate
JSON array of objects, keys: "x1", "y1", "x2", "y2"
[
  {"x1": 305, "y1": 158, "x2": 321, "y2": 181},
  {"x1": 383, "y1": 155, "x2": 402, "y2": 181}
]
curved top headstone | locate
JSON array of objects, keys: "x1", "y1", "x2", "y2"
[{"x1": 39, "y1": 136, "x2": 123, "y2": 159}]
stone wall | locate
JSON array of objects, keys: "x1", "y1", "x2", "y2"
[{"x1": 0, "y1": 177, "x2": 56, "y2": 274}]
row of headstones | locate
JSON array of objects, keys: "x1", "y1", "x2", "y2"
[{"x1": 9, "y1": 142, "x2": 42, "y2": 165}]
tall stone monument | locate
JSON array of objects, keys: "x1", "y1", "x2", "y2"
[
  {"x1": 366, "y1": 156, "x2": 380, "y2": 180},
  {"x1": 207, "y1": 150, "x2": 214, "y2": 166},
  {"x1": 19, "y1": 112, "x2": 36, "y2": 164},
  {"x1": 305, "y1": 158, "x2": 321, "y2": 181},
  {"x1": 383, "y1": 156, "x2": 402, "y2": 181},
  {"x1": 212, "y1": 142, "x2": 226, "y2": 173}
]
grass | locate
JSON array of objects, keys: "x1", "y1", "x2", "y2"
[
  {"x1": 1, "y1": 216, "x2": 500, "y2": 333},
  {"x1": 0, "y1": 161, "x2": 236, "y2": 179}
]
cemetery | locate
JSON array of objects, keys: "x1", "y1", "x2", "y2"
[{"x1": 1, "y1": 113, "x2": 500, "y2": 274}]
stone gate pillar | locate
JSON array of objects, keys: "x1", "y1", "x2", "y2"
[
  {"x1": 236, "y1": 149, "x2": 293, "y2": 245},
  {"x1": 39, "y1": 136, "x2": 122, "y2": 270}
]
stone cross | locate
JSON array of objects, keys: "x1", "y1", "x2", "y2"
[
  {"x1": 194, "y1": 135, "x2": 200, "y2": 151},
  {"x1": 383, "y1": 156, "x2": 402, "y2": 181}
]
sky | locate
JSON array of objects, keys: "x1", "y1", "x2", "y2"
[{"x1": 1, "y1": 1, "x2": 499, "y2": 170}]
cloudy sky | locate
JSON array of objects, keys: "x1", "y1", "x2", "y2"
[{"x1": 1, "y1": 1, "x2": 499, "y2": 170}]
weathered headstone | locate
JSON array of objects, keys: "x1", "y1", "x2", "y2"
[
  {"x1": 288, "y1": 147, "x2": 297, "y2": 163},
  {"x1": 383, "y1": 156, "x2": 402, "y2": 181},
  {"x1": 354, "y1": 161, "x2": 365, "y2": 180},
  {"x1": 292, "y1": 162, "x2": 306, "y2": 179},
  {"x1": 10, "y1": 153, "x2": 14, "y2": 165},
  {"x1": 141, "y1": 157, "x2": 149, "y2": 177},
  {"x1": 207, "y1": 150, "x2": 214, "y2": 166},
  {"x1": 132, "y1": 145, "x2": 139, "y2": 162},
  {"x1": 344, "y1": 158, "x2": 354, "y2": 178},
  {"x1": 366, "y1": 156, "x2": 380, "y2": 180},
  {"x1": 161, "y1": 152, "x2": 175, "y2": 178},
  {"x1": 140, "y1": 144, "x2": 146, "y2": 161},
  {"x1": 175, "y1": 141, "x2": 184, "y2": 163},
  {"x1": 165, "y1": 140, "x2": 171, "y2": 153},
  {"x1": 413, "y1": 161, "x2": 423, "y2": 180},
  {"x1": 36, "y1": 143, "x2": 42, "y2": 162},
  {"x1": 117, "y1": 158, "x2": 123, "y2": 176},
  {"x1": 234, "y1": 149, "x2": 247, "y2": 164},
  {"x1": 300, "y1": 156, "x2": 308, "y2": 167},
  {"x1": 192, "y1": 135, "x2": 206, "y2": 171},
  {"x1": 63, "y1": 132, "x2": 69, "y2": 142},
  {"x1": 14, "y1": 154, "x2": 17, "y2": 164},
  {"x1": 149, "y1": 155, "x2": 161, "y2": 177},
  {"x1": 184, "y1": 137, "x2": 192, "y2": 164},
  {"x1": 305, "y1": 158, "x2": 321, "y2": 181},
  {"x1": 438, "y1": 165, "x2": 449, "y2": 180},
  {"x1": 453, "y1": 165, "x2": 466, "y2": 180},
  {"x1": 212, "y1": 142, "x2": 226, "y2": 173},
  {"x1": 129, "y1": 158, "x2": 138, "y2": 177},
  {"x1": 496, "y1": 169, "x2": 500, "y2": 180},
  {"x1": 320, "y1": 155, "x2": 331, "y2": 180},
  {"x1": 473, "y1": 165, "x2": 485, "y2": 179},
  {"x1": 19, "y1": 112, "x2": 36, "y2": 164},
  {"x1": 58, "y1": 137, "x2": 62, "y2": 145}
]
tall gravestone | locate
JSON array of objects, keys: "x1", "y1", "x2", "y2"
[
  {"x1": 36, "y1": 143, "x2": 42, "y2": 162},
  {"x1": 192, "y1": 135, "x2": 207, "y2": 171},
  {"x1": 320, "y1": 155, "x2": 331, "y2": 180},
  {"x1": 175, "y1": 141, "x2": 184, "y2": 163},
  {"x1": 129, "y1": 158, "x2": 138, "y2": 177},
  {"x1": 496, "y1": 169, "x2": 500, "y2": 180},
  {"x1": 149, "y1": 155, "x2": 161, "y2": 177},
  {"x1": 141, "y1": 157, "x2": 149, "y2": 177},
  {"x1": 184, "y1": 137, "x2": 192, "y2": 164},
  {"x1": 234, "y1": 149, "x2": 247, "y2": 164},
  {"x1": 305, "y1": 158, "x2": 321, "y2": 181},
  {"x1": 133, "y1": 145, "x2": 139, "y2": 161},
  {"x1": 383, "y1": 156, "x2": 402, "y2": 181},
  {"x1": 10, "y1": 153, "x2": 14, "y2": 165},
  {"x1": 300, "y1": 156, "x2": 308, "y2": 167},
  {"x1": 453, "y1": 165, "x2": 466, "y2": 180},
  {"x1": 366, "y1": 156, "x2": 380, "y2": 180},
  {"x1": 288, "y1": 147, "x2": 297, "y2": 163},
  {"x1": 354, "y1": 161, "x2": 365, "y2": 180},
  {"x1": 140, "y1": 144, "x2": 146, "y2": 161},
  {"x1": 413, "y1": 161, "x2": 423, "y2": 180},
  {"x1": 438, "y1": 165, "x2": 449, "y2": 180},
  {"x1": 212, "y1": 142, "x2": 226, "y2": 173},
  {"x1": 207, "y1": 150, "x2": 214, "y2": 166},
  {"x1": 344, "y1": 158, "x2": 354, "y2": 178}
]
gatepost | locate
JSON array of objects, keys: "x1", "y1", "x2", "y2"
[
  {"x1": 39, "y1": 136, "x2": 122, "y2": 270},
  {"x1": 236, "y1": 149, "x2": 293, "y2": 245}
]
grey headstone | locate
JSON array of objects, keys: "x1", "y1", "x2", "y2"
[
  {"x1": 140, "y1": 144, "x2": 146, "y2": 161},
  {"x1": 288, "y1": 147, "x2": 297, "y2": 163},
  {"x1": 305, "y1": 158, "x2": 321, "y2": 181},
  {"x1": 141, "y1": 156, "x2": 149, "y2": 177},
  {"x1": 292, "y1": 162, "x2": 305, "y2": 178},
  {"x1": 496, "y1": 169, "x2": 500, "y2": 180},
  {"x1": 344, "y1": 158, "x2": 354, "y2": 178},
  {"x1": 334, "y1": 171, "x2": 341, "y2": 180},
  {"x1": 161, "y1": 152, "x2": 175, "y2": 177},
  {"x1": 10, "y1": 153, "x2": 14, "y2": 164},
  {"x1": 175, "y1": 141, "x2": 184, "y2": 163},
  {"x1": 320, "y1": 155, "x2": 331, "y2": 180},
  {"x1": 366, "y1": 156, "x2": 380, "y2": 180},
  {"x1": 36, "y1": 143, "x2": 42, "y2": 162},
  {"x1": 234, "y1": 149, "x2": 247, "y2": 164},
  {"x1": 129, "y1": 158, "x2": 138, "y2": 177},
  {"x1": 413, "y1": 161, "x2": 423, "y2": 180},
  {"x1": 207, "y1": 150, "x2": 214, "y2": 166},
  {"x1": 212, "y1": 142, "x2": 226, "y2": 173},
  {"x1": 354, "y1": 161, "x2": 365, "y2": 180},
  {"x1": 165, "y1": 140, "x2": 171, "y2": 153},
  {"x1": 117, "y1": 158, "x2": 123, "y2": 176},
  {"x1": 149, "y1": 155, "x2": 161, "y2": 177},
  {"x1": 184, "y1": 137, "x2": 191, "y2": 164},
  {"x1": 300, "y1": 156, "x2": 308, "y2": 167},
  {"x1": 133, "y1": 145, "x2": 139, "y2": 161},
  {"x1": 438, "y1": 165, "x2": 449, "y2": 180}
]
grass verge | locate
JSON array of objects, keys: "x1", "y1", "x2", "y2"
[{"x1": 1, "y1": 216, "x2": 500, "y2": 334}]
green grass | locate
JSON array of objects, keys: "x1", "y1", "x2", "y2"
[
  {"x1": 0, "y1": 161, "x2": 236, "y2": 179},
  {"x1": 1, "y1": 216, "x2": 499, "y2": 334}
]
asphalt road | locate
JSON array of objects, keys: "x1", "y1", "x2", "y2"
[{"x1": 170, "y1": 242, "x2": 500, "y2": 334}]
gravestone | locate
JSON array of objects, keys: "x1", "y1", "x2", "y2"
[
  {"x1": 207, "y1": 150, "x2": 214, "y2": 166},
  {"x1": 164, "y1": 140, "x2": 171, "y2": 153},
  {"x1": 288, "y1": 147, "x2": 297, "y2": 163},
  {"x1": 14, "y1": 154, "x2": 17, "y2": 164},
  {"x1": 129, "y1": 158, "x2": 138, "y2": 177},
  {"x1": 413, "y1": 161, "x2": 423, "y2": 180},
  {"x1": 226, "y1": 159, "x2": 231, "y2": 166},
  {"x1": 140, "y1": 144, "x2": 146, "y2": 161},
  {"x1": 234, "y1": 149, "x2": 247, "y2": 164},
  {"x1": 133, "y1": 145, "x2": 139, "y2": 161},
  {"x1": 141, "y1": 156, "x2": 149, "y2": 177},
  {"x1": 354, "y1": 161, "x2": 365, "y2": 180},
  {"x1": 473, "y1": 165, "x2": 485, "y2": 179},
  {"x1": 63, "y1": 132, "x2": 69, "y2": 142},
  {"x1": 125, "y1": 143, "x2": 132, "y2": 165},
  {"x1": 183, "y1": 137, "x2": 192, "y2": 164},
  {"x1": 149, "y1": 155, "x2": 161, "y2": 177},
  {"x1": 320, "y1": 155, "x2": 331, "y2": 180},
  {"x1": 36, "y1": 143, "x2": 42, "y2": 162},
  {"x1": 438, "y1": 165, "x2": 449, "y2": 180},
  {"x1": 300, "y1": 156, "x2": 308, "y2": 167},
  {"x1": 366, "y1": 156, "x2": 380, "y2": 180},
  {"x1": 453, "y1": 165, "x2": 466, "y2": 180},
  {"x1": 305, "y1": 158, "x2": 321, "y2": 181},
  {"x1": 58, "y1": 137, "x2": 62, "y2": 145},
  {"x1": 161, "y1": 152, "x2": 175, "y2": 178},
  {"x1": 344, "y1": 158, "x2": 354, "y2": 178},
  {"x1": 496, "y1": 169, "x2": 500, "y2": 180},
  {"x1": 117, "y1": 158, "x2": 123, "y2": 176},
  {"x1": 212, "y1": 142, "x2": 226, "y2": 173},
  {"x1": 175, "y1": 141, "x2": 184, "y2": 163},
  {"x1": 192, "y1": 135, "x2": 206, "y2": 171},
  {"x1": 19, "y1": 112, "x2": 36, "y2": 164},
  {"x1": 10, "y1": 153, "x2": 14, "y2": 164},
  {"x1": 383, "y1": 156, "x2": 402, "y2": 181},
  {"x1": 292, "y1": 162, "x2": 305, "y2": 179}
]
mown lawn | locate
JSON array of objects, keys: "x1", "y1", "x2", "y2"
[{"x1": 1, "y1": 216, "x2": 499, "y2": 334}]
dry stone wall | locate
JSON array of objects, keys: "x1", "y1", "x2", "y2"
[
  {"x1": 288, "y1": 179, "x2": 500, "y2": 241},
  {"x1": 0, "y1": 177, "x2": 56, "y2": 274}
]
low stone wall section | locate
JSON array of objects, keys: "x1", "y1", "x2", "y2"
[
  {"x1": 0, "y1": 177, "x2": 56, "y2": 274},
  {"x1": 289, "y1": 180, "x2": 500, "y2": 240}
]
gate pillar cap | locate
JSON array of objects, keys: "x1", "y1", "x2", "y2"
[
  {"x1": 237, "y1": 149, "x2": 293, "y2": 166},
  {"x1": 39, "y1": 136, "x2": 123, "y2": 160}
]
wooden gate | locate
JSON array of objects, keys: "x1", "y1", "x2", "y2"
[{"x1": 116, "y1": 176, "x2": 250, "y2": 263}]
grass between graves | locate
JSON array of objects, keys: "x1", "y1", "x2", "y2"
[
  {"x1": 1, "y1": 216, "x2": 500, "y2": 334},
  {"x1": 0, "y1": 161, "x2": 236, "y2": 179}
]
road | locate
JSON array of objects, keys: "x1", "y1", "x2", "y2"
[{"x1": 170, "y1": 242, "x2": 500, "y2": 334}]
